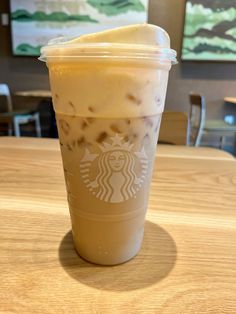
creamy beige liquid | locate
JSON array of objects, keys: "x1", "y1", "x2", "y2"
[
  {"x1": 49, "y1": 60, "x2": 168, "y2": 264},
  {"x1": 57, "y1": 114, "x2": 161, "y2": 264},
  {"x1": 45, "y1": 24, "x2": 173, "y2": 265}
]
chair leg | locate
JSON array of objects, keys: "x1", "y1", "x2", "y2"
[
  {"x1": 8, "y1": 123, "x2": 13, "y2": 136},
  {"x1": 234, "y1": 133, "x2": 236, "y2": 157},
  {"x1": 13, "y1": 117, "x2": 21, "y2": 137},
  {"x1": 194, "y1": 129, "x2": 203, "y2": 147},
  {"x1": 35, "y1": 113, "x2": 41, "y2": 137},
  {"x1": 219, "y1": 136, "x2": 225, "y2": 150}
]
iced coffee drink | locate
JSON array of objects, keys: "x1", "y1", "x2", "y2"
[{"x1": 40, "y1": 24, "x2": 176, "y2": 265}]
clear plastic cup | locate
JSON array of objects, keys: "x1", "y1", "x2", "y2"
[{"x1": 40, "y1": 29, "x2": 176, "y2": 265}]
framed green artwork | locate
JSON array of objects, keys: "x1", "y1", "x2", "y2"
[
  {"x1": 181, "y1": 0, "x2": 236, "y2": 61},
  {"x1": 10, "y1": 0, "x2": 148, "y2": 56}
]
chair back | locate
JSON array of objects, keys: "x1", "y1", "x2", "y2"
[
  {"x1": 0, "y1": 84, "x2": 13, "y2": 112},
  {"x1": 189, "y1": 93, "x2": 206, "y2": 146},
  {"x1": 158, "y1": 111, "x2": 190, "y2": 145}
]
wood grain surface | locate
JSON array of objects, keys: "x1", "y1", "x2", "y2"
[
  {"x1": 158, "y1": 111, "x2": 189, "y2": 145},
  {"x1": 0, "y1": 137, "x2": 234, "y2": 159},
  {"x1": 14, "y1": 90, "x2": 52, "y2": 98},
  {"x1": 0, "y1": 137, "x2": 236, "y2": 314},
  {"x1": 224, "y1": 97, "x2": 236, "y2": 105}
]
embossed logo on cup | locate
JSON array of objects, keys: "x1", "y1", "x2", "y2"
[{"x1": 80, "y1": 134, "x2": 148, "y2": 203}]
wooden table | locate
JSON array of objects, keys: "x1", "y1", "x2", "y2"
[
  {"x1": 224, "y1": 97, "x2": 236, "y2": 105},
  {"x1": 14, "y1": 90, "x2": 52, "y2": 98},
  {"x1": 204, "y1": 120, "x2": 236, "y2": 132},
  {"x1": 0, "y1": 138, "x2": 236, "y2": 313}
]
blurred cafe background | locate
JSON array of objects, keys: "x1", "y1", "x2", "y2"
[{"x1": 0, "y1": 0, "x2": 236, "y2": 155}]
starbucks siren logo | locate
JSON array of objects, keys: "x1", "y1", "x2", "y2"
[{"x1": 80, "y1": 134, "x2": 148, "y2": 203}]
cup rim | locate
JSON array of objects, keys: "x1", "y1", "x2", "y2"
[{"x1": 39, "y1": 39, "x2": 177, "y2": 65}]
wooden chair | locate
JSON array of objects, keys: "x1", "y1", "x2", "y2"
[
  {"x1": 0, "y1": 84, "x2": 41, "y2": 137},
  {"x1": 189, "y1": 93, "x2": 236, "y2": 148},
  {"x1": 158, "y1": 111, "x2": 190, "y2": 145}
]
